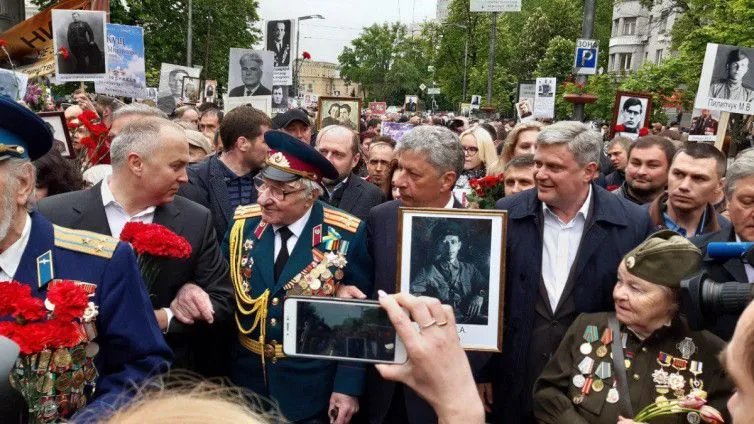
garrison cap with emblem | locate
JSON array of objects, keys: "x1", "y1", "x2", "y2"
[
  {"x1": 0, "y1": 96, "x2": 53, "y2": 161},
  {"x1": 623, "y1": 229, "x2": 701, "y2": 288},
  {"x1": 262, "y1": 130, "x2": 338, "y2": 183}
]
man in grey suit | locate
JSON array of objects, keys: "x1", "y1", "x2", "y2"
[{"x1": 315, "y1": 125, "x2": 385, "y2": 221}]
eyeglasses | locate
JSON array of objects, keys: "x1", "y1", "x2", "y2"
[
  {"x1": 254, "y1": 176, "x2": 305, "y2": 201},
  {"x1": 462, "y1": 147, "x2": 479, "y2": 156}
]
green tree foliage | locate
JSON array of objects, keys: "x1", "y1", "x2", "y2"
[{"x1": 535, "y1": 37, "x2": 577, "y2": 83}]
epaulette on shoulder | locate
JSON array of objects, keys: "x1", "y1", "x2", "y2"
[
  {"x1": 234, "y1": 204, "x2": 262, "y2": 220},
  {"x1": 323, "y1": 208, "x2": 361, "y2": 233},
  {"x1": 54, "y1": 225, "x2": 118, "y2": 259}
]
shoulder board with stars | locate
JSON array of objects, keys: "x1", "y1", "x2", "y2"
[
  {"x1": 234, "y1": 204, "x2": 262, "y2": 220},
  {"x1": 53, "y1": 225, "x2": 117, "y2": 259},
  {"x1": 323, "y1": 208, "x2": 361, "y2": 234}
]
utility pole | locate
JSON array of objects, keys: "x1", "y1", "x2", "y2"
[
  {"x1": 462, "y1": 34, "x2": 469, "y2": 102},
  {"x1": 573, "y1": 0, "x2": 596, "y2": 122},
  {"x1": 186, "y1": 0, "x2": 193, "y2": 67},
  {"x1": 486, "y1": 12, "x2": 497, "y2": 105}
]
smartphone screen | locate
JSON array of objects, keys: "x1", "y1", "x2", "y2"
[{"x1": 284, "y1": 298, "x2": 406, "y2": 363}]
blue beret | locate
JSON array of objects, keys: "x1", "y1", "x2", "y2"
[
  {"x1": 262, "y1": 130, "x2": 338, "y2": 183},
  {"x1": 0, "y1": 96, "x2": 53, "y2": 161}
]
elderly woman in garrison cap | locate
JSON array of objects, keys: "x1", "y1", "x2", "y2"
[{"x1": 533, "y1": 230, "x2": 732, "y2": 424}]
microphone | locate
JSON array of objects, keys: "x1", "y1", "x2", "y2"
[
  {"x1": 707, "y1": 242, "x2": 754, "y2": 260},
  {"x1": 0, "y1": 336, "x2": 20, "y2": 397}
]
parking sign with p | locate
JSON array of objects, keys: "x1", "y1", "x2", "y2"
[{"x1": 574, "y1": 39, "x2": 599, "y2": 75}]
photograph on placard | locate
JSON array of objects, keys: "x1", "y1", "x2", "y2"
[
  {"x1": 267, "y1": 20, "x2": 293, "y2": 67},
  {"x1": 611, "y1": 91, "x2": 652, "y2": 139},
  {"x1": 695, "y1": 43, "x2": 754, "y2": 115},
  {"x1": 318, "y1": 97, "x2": 361, "y2": 130},
  {"x1": 369, "y1": 102, "x2": 387, "y2": 116},
  {"x1": 460, "y1": 103, "x2": 471, "y2": 117},
  {"x1": 397, "y1": 208, "x2": 507, "y2": 351},
  {"x1": 404, "y1": 95, "x2": 418, "y2": 112},
  {"x1": 0, "y1": 69, "x2": 28, "y2": 101},
  {"x1": 534, "y1": 77, "x2": 556, "y2": 119},
  {"x1": 688, "y1": 108, "x2": 721, "y2": 142},
  {"x1": 39, "y1": 112, "x2": 75, "y2": 159},
  {"x1": 222, "y1": 94, "x2": 272, "y2": 116},
  {"x1": 52, "y1": 10, "x2": 107, "y2": 82},
  {"x1": 181, "y1": 76, "x2": 202, "y2": 105},
  {"x1": 158, "y1": 63, "x2": 201, "y2": 102},
  {"x1": 94, "y1": 24, "x2": 146, "y2": 98},
  {"x1": 471, "y1": 95, "x2": 481, "y2": 108},
  {"x1": 516, "y1": 99, "x2": 534, "y2": 122},
  {"x1": 271, "y1": 85, "x2": 290, "y2": 116},
  {"x1": 227, "y1": 49, "x2": 274, "y2": 98},
  {"x1": 202, "y1": 80, "x2": 217, "y2": 103}
]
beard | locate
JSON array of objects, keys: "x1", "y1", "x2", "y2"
[{"x1": 0, "y1": 177, "x2": 19, "y2": 243}]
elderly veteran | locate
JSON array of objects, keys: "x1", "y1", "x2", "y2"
[
  {"x1": 533, "y1": 230, "x2": 732, "y2": 424},
  {"x1": 224, "y1": 130, "x2": 373, "y2": 423}
]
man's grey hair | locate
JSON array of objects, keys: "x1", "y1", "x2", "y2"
[
  {"x1": 536, "y1": 121, "x2": 602, "y2": 167},
  {"x1": 240, "y1": 52, "x2": 264, "y2": 66},
  {"x1": 110, "y1": 117, "x2": 182, "y2": 168},
  {"x1": 112, "y1": 103, "x2": 168, "y2": 122},
  {"x1": 726, "y1": 151, "x2": 754, "y2": 197},
  {"x1": 395, "y1": 125, "x2": 464, "y2": 177}
]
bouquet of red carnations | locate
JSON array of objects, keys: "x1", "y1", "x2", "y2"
[
  {"x1": 0, "y1": 280, "x2": 99, "y2": 423},
  {"x1": 119, "y1": 222, "x2": 192, "y2": 296},
  {"x1": 467, "y1": 174, "x2": 505, "y2": 209}
]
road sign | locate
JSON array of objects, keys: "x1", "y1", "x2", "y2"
[
  {"x1": 427, "y1": 87, "x2": 441, "y2": 95},
  {"x1": 574, "y1": 39, "x2": 599, "y2": 75},
  {"x1": 470, "y1": 0, "x2": 521, "y2": 12},
  {"x1": 419, "y1": 83, "x2": 427, "y2": 91}
]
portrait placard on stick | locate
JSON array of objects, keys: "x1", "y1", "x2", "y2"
[
  {"x1": 265, "y1": 19, "x2": 296, "y2": 86},
  {"x1": 534, "y1": 77, "x2": 556, "y2": 119},
  {"x1": 694, "y1": 43, "x2": 754, "y2": 115},
  {"x1": 52, "y1": 9, "x2": 108, "y2": 82},
  {"x1": 227, "y1": 49, "x2": 274, "y2": 98},
  {"x1": 317, "y1": 96, "x2": 362, "y2": 131},
  {"x1": 611, "y1": 91, "x2": 652, "y2": 139},
  {"x1": 158, "y1": 63, "x2": 201, "y2": 102}
]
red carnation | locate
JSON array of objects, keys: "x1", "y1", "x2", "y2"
[
  {"x1": 614, "y1": 124, "x2": 626, "y2": 132},
  {"x1": 0, "y1": 39, "x2": 7, "y2": 48},
  {"x1": 302, "y1": 51, "x2": 312, "y2": 60},
  {"x1": 639, "y1": 127, "x2": 650, "y2": 137},
  {"x1": 47, "y1": 281, "x2": 89, "y2": 321},
  {"x1": 79, "y1": 110, "x2": 107, "y2": 136},
  {"x1": 58, "y1": 47, "x2": 70, "y2": 60},
  {"x1": 13, "y1": 297, "x2": 46, "y2": 322},
  {"x1": 67, "y1": 121, "x2": 79, "y2": 129},
  {"x1": 607, "y1": 185, "x2": 620, "y2": 191},
  {"x1": 0, "y1": 281, "x2": 32, "y2": 316}
]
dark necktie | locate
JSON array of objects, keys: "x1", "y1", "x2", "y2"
[{"x1": 274, "y1": 226, "x2": 293, "y2": 281}]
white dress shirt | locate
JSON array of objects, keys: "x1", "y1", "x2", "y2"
[
  {"x1": 101, "y1": 177, "x2": 156, "y2": 238},
  {"x1": 273, "y1": 206, "x2": 314, "y2": 261},
  {"x1": 0, "y1": 213, "x2": 31, "y2": 280},
  {"x1": 541, "y1": 186, "x2": 593, "y2": 311}
]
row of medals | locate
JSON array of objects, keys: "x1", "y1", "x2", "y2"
[{"x1": 572, "y1": 326, "x2": 619, "y2": 405}]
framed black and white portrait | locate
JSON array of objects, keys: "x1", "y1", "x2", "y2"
[
  {"x1": 0, "y1": 68, "x2": 28, "y2": 101},
  {"x1": 51, "y1": 10, "x2": 108, "y2": 82},
  {"x1": 470, "y1": 94, "x2": 481, "y2": 108},
  {"x1": 202, "y1": 80, "x2": 217, "y2": 103},
  {"x1": 227, "y1": 48, "x2": 274, "y2": 98},
  {"x1": 404, "y1": 95, "x2": 419, "y2": 112},
  {"x1": 397, "y1": 208, "x2": 507, "y2": 351},
  {"x1": 181, "y1": 76, "x2": 201, "y2": 105},
  {"x1": 158, "y1": 63, "x2": 201, "y2": 101},
  {"x1": 694, "y1": 43, "x2": 754, "y2": 115},
  {"x1": 612, "y1": 91, "x2": 652, "y2": 139},
  {"x1": 271, "y1": 85, "x2": 290, "y2": 117},
  {"x1": 516, "y1": 99, "x2": 534, "y2": 122},
  {"x1": 318, "y1": 96, "x2": 361, "y2": 130},
  {"x1": 266, "y1": 20, "x2": 294, "y2": 68},
  {"x1": 38, "y1": 112, "x2": 75, "y2": 159}
]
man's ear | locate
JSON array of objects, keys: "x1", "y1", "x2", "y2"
[{"x1": 439, "y1": 171, "x2": 457, "y2": 193}]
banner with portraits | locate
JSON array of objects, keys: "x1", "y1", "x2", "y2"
[
  {"x1": 264, "y1": 19, "x2": 296, "y2": 86},
  {"x1": 94, "y1": 24, "x2": 146, "y2": 98},
  {"x1": 694, "y1": 43, "x2": 754, "y2": 115},
  {"x1": 534, "y1": 77, "x2": 556, "y2": 119},
  {"x1": 158, "y1": 63, "x2": 201, "y2": 102},
  {"x1": 51, "y1": 9, "x2": 108, "y2": 82}
]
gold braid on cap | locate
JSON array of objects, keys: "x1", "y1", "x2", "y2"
[{"x1": 0, "y1": 145, "x2": 25, "y2": 156}]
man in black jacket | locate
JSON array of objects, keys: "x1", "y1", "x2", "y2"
[
  {"x1": 179, "y1": 106, "x2": 271, "y2": 241},
  {"x1": 38, "y1": 116, "x2": 233, "y2": 377},
  {"x1": 315, "y1": 125, "x2": 385, "y2": 221}
]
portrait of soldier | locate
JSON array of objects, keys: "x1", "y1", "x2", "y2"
[
  {"x1": 708, "y1": 48, "x2": 754, "y2": 102},
  {"x1": 617, "y1": 97, "x2": 644, "y2": 133},
  {"x1": 65, "y1": 12, "x2": 105, "y2": 74},
  {"x1": 410, "y1": 221, "x2": 488, "y2": 324},
  {"x1": 168, "y1": 68, "x2": 189, "y2": 100},
  {"x1": 267, "y1": 21, "x2": 291, "y2": 67},
  {"x1": 229, "y1": 52, "x2": 272, "y2": 97},
  {"x1": 321, "y1": 103, "x2": 341, "y2": 127},
  {"x1": 272, "y1": 85, "x2": 288, "y2": 109}
]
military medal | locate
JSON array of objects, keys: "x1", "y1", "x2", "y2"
[
  {"x1": 595, "y1": 362, "x2": 612, "y2": 380},
  {"x1": 581, "y1": 325, "x2": 598, "y2": 355},
  {"x1": 572, "y1": 374, "x2": 586, "y2": 389},
  {"x1": 625, "y1": 351, "x2": 633, "y2": 369},
  {"x1": 596, "y1": 328, "x2": 612, "y2": 358},
  {"x1": 581, "y1": 377, "x2": 593, "y2": 395},
  {"x1": 606, "y1": 381, "x2": 620, "y2": 404},
  {"x1": 572, "y1": 395, "x2": 585, "y2": 405},
  {"x1": 677, "y1": 337, "x2": 697, "y2": 359},
  {"x1": 591, "y1": 379, "x2": 604, "y2": 392},
  {"x1": 52, "y1": 348, "x2": 72, "y2": 371},
  {"x1": 577, "y1": 357, "x2": 595, "y2": 375},
  {"x1": 687, "y1": 412, "x2": 702, "y2": 424}
]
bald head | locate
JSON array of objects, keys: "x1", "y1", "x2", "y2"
[{"x1": 315, "y1": 125, "x2": 360, "y2": 183}]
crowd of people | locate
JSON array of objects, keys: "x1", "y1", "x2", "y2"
[{"x1": 2, "y1": 84, "x2": 754, "y2": 424}]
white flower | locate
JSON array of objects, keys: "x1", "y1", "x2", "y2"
[{"x1": 83, "y1": 302, "x2": 99, "y2": 322}]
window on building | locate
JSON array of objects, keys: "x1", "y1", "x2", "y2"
[
  {"x1": 612, "y1": 19, "x2": 620, "y2": 37},
  {"x1": 622, "y1": 18, "x2": 637, "y2": 35},
  {"x1": 655, "y1": 49, "x2": 663, "y2": 63},
  {"x1": 307, "y1": 84, "x2": 313, "y2": 91},
  {"x1": 644, "y1": 51, "x2": 649, "y2": 63},
  {"x1": 658, "y1": 11, "x2": 669, "y2": 33},
  {"x1": 618, "y1": 53, "x2": 633, "y2": 71}
]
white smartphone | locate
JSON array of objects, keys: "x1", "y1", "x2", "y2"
[{"x1": 283, "y1": 296, "x2": 408, "y2": 364}]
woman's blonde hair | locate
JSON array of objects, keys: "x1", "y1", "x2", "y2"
[
  {"x1": 459, "y1": 126, "x2": 498, "y2": 173},
  {"x1": 95, "y1": 373, "x2": 284, "y2": 424},
  {"x1": 488, "y1": 121, "x2": 544, "y2": 176}
]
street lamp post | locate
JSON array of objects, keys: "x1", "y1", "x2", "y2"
[
  {"x1": 186, "y1": 0, "x2": 193, "y2": 66},
  {"x1": 448, "y1": 23, "x2": 469, "y2": 102},
  {"x1": 295, "y1": 14, "x2": 324, "y2": 98}
]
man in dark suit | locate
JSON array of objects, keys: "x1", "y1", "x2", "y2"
[
  {"x1": 267, "y1": 21, "x2": 291, "y2": 66},
  {"x1": 339, "y1": 125, "x2": 488, "y2": 424},
  {"x1": 229, "y1": 52, "x2": 272, "y2": 97},
  {"x1": 315, "y1": 125, "x2": 385, "y2": 221},
  {"x1": 487, "y1": 121, "x2": 653, "y2": 423},
  {"x1": 179, "y1": 106, "x2": 271, "y2": 242},
  {"x1": 38, "y1": 115, "x2": 233, "y2": 377},
  {"x1": 692, "y1": 151, "x2": 754, "y2": 340}
]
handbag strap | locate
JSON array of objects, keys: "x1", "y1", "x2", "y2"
[{"x1": 609, "y1": 315, "x2": 633, "y2": 418}]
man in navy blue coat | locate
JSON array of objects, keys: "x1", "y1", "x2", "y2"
[
  {"x1": 487, "y1": 121, "x2": 652, "y2": 423},
  {"x1": 0, "y1": 97, "x2": 171, "y2": 422}
]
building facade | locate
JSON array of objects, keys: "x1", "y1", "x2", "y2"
[
  {"x1": 608, "y1": 0, "x2": 680, "y2": 72},
  {"x1": 296, "y1": 59, "x2": 362, "y2": 99}
]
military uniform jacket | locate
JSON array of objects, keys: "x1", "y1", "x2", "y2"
[
  {"x1": 224, "y1": 200, "x2": 373, "y2": 421},
  {"x1": 0, "y1": 212, "x2": 172, "y2": 422},
  {"x1": 533, "y1": 312, "x2": 732, "y2": 424}
]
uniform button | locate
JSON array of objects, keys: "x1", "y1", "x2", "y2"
[
  {"x1": 633, "y1": 374, "x2": 640, "y2": 381},
  {"x1": 270, "y1": 318, "x2": 277, "y2": 326},
  {"x1": 271, "y1": 297, "x2": 279, "y2": 306},
  {"x1": 641, "y1": 347, "x2": 647, "y2": 353}
]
